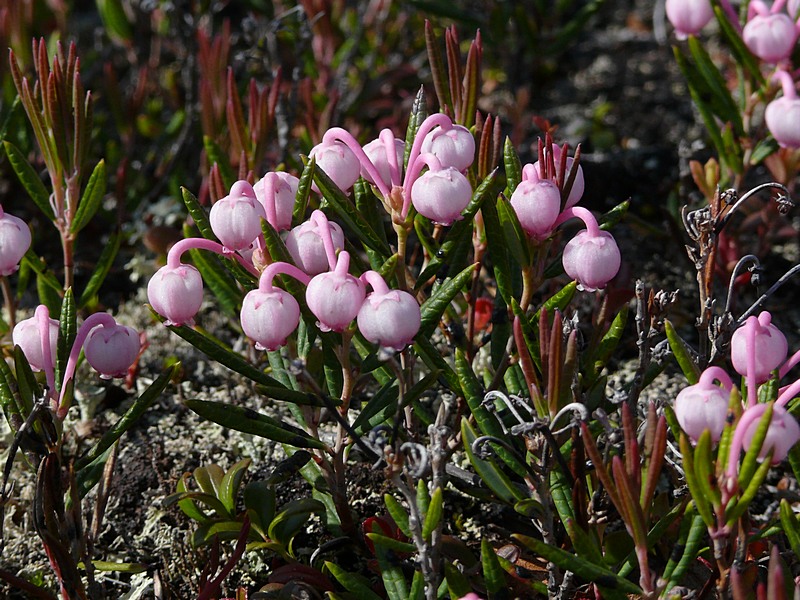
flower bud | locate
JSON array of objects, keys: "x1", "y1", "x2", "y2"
[
  {"x1": 209, "y1": 180, "x2": 266, "y2": 251},
  {"x1": 743, "y1": 13, "x2": 798, "y2": 64},
  {"x1": 531, "y1": 153, "x2": 585, "y2": 208},
  {"x1": 420, "y1": 124, "x2": 475, "y2": 172},
  {"x1": 410, "y1": 167, "x2": 472, "y2": 225},
  {"x1": 562, "y1": 230, "x2": 621, "y2": 291},
  {"x1": 357, "y1": 289, "x2": 420, "y2": 351},
  {"x1": 731, "y1": 312, "x2": 787, "y2": 383},
  {"x1": 241, "y1": 288, "x2": 301, "y2": 350},
  {"x1": 510, "y1": 179, "x2": 562, "y2": 240},
  {"x1": 147, "y1": 263, "x2": 204, "y2": 326},
  {"x1": 284, "y1": 219, "x2": 345, "y2": 276},
  {"x1": 84, "y1": 323, "x2": 140, "y2": 379},
  {"x1": 675, "y1": 376, "x2": 731, "y2": 443},
  {"x1": 362, "y1": 136, "x2": 404, "y2": 188},
  {"x1": 742, "y1": 403, "x2": 800, "y2": 464},
  {"x1": 253, "y1": 172, "x2": 299, "y2": 232},
  {"x1": 12, "y1": 314, "x2": 58, "y2": 372},
  {"x1": 306, "y1": 253, "x2": 365, "y2": 332},
  {"x1": 0, "y1": 209, "x2": 32, "y2": 276},
  {"x1": 310, "y1": 139, "x2": 362, "y2": 192},
  {"x1": 765, "y1": 96, "x2": 800, "y2": 148},
  {"x1": 665, "y1": 0, "x2": 714, "y2": 39}
]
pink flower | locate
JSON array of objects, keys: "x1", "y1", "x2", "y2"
[
  {"x1": 562, "y1": 230, "x2": 621, "y2": 291},
  {"x1": 766, "y1": 96, "x2": 800, "y2": 148},
  {"x1": 357, "y1": 272, "x2": 420, "y2": 351},
  {"x1": 410, "y1": 166, "x2": 472, "y2": 225},
  {"x1": 147, "y1": 263, "x2": 204, "y2": 326},
  {"x1": 665, "y1": 0, "x2": 715, "y2": 39},
  {"x1": 743, "y1": 13, "x2": 798, "y2": 63},
  {"x1": 240, "y1": 288, "x2": 301, "y2": 351},
  {"x1": 209, "y1": 180, "x2": 266, "y2": 252},
  {"x1": 284, "y1": 219, "x2": 345, "y2": 276},
  {"x1": 253, "y1": 172, "x2": 299, "y2": 232},
  {"x1": 529, "y1": 148, "x2": 585, "y2": 208},
  {"x1": 84, "y1": 323, "x2": 140, "y2": 379},
  {"x1": 362, "y1": 134, "x2": 404, "y2": 189},
  {"x1": 420, "y1": 124, "x2": 475, "y2": 172},
  {"x1": 12, "y1": 313, "x2": 58, "y2": 372},
  {"x1": 731, "y1": 312, "x2": 787, "y2": 383},
  {"x1": 510, "y1": 179, "x2": 562, "y2": 240},
  {"x1": 306, "y1": 251, "x2": 365, "y2": 332},
  {"x1": 310, "y1": 138, "x2": 362, "y2": 193},
  {"x1": 0, "y1": 208, "x2": 31, "y2": 276},
  {"x1": 741, "y1": 403, "x2": 800, "y2": 463},
  {"x1": 674, "y1": 367, "x2": 732, "y2": 443}
]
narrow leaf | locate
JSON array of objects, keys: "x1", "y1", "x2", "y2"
[
  {"x1": 4, "y1": 140, "x2": 54, "y2": 220},
  {"x1": 70, "y1": 159, "x2": 106, "y2": 234}
]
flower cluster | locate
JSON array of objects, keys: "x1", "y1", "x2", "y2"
[{"x1": 674, "y1": 311, "x2": 800, "y2": 470}]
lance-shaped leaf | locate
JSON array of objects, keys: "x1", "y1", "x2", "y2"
[
  {"x1": 679, "y1": 433, "x2": 715, "y2": 528},
  {"x1": 75, "y1": 363, "x2": 179, "y2": 471},
  {"x1": 55, "y1": 288, "x2": 76, "y2": 392},
  {"x1": 693, "y1": 429, "x2": 721, "y2": 509},
  {"x1": 188, "y1": 246, "x2": 242, "y2": 319},
  {"x1": 325, "y1": 562, "x2": 383, "y2": 600},
  {"x1": 461, "y1": 418, "x2": 526, "y2": 504},
  {"x1": 481, "y1": 538, "x2": 507, "y2": 596},
  {"x1": 513, "y1": 534, "x2": 642, "y2": 595},
  {"x1": 312, "y1": 162, "x2": 391, "y2": 257},
  {"x1": 713, "y1": 7, "x2": 764, "y2": 87},
  {"x1": 503, "y1": 136, "x2": 522, "y2": 195},
  {"x1": 496, "y1": 193, "x2": 530, "y2": 267},
  {"x1": 203, "y1": 136, "x2": 235, "y2": 190},
  {"x1": 779, "y1": 499, "x2": 800, "y2": 559},
  {"x1": 665, "y1": 319, "x2": 700, "y2": 385},
  {"x1": 158, "y1": 316, "x2": 284, "y2": 388},
  {"x1": 365, "y1": 532, "x2": 416, "y2": 554},
  {"x1": 181, "y1": 187, "x2": 215, "y2": 241},
  {"x1": 70, "y1": 159, "x2": 106, "y2": 234},
  {"x1": 662, "y1": 509, "x2": 706, "y2": 590},
  {"x1": 418, "y1": 262, "x2": 478, "y2": 336},
  {"x1": 425, "y1": 20, "x2": 451, "y2": 112},
  {"x1": 219, "y1": 458, "x2": 251, "y2": 515},
  {"x1": 254, "y1": 384, "x2": 338, "y2": 408},
  {"x1": 413, "y1": 336, "x2": 461, "y2": 393},
  {"x1": 687, "y1": 36, "x2": 743, "y2": 135},
  {"x1": 78, "y1": 229, "x2": 120, "y2": 308},
  {"x1": 384, "y1": 493, "x2": 411, "y2": 539},
  {"x1": 268, "y1": 498, "x2": 325, "y2": 552},
  {"x1": 4, "y1": 140, "x2": 54, "y2": 220},
  {"x1": 185, "y1": 399, "x2": 326, "y2": 449},
  {"x1": 372, "y1": 532, "x2": 409, "y2": 600},
  {"x1": 422, "y1": 487, "x2": 443, "y2": 540},
  {"x1": 481, "y1": 193, "x2": 515, "y2": 304},
  {"x1": 725, "y1": 452, "x2": 773, "y2": 524},
  {"x1": 292, "y1": 158, "x2": 315, "y2": 227}
]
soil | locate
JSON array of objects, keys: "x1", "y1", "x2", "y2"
[{"x1": 2, "y1": 1, "x2": 800, "y2": 599}]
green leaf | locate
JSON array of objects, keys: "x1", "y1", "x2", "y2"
[
  {"x1": 181, "y1": 187, "x2": 215, "y2": 241},
  {"x1": 422, "y1": 487, "x2": 443, "y2": 540},
  {"x1": 244, "y1": 480, "x2": 276, "y2": 533},
  {"x1": 96, "y1": 0, "x2": 133, "y2": 42},
  {"x1": 444, "y1": 561, "x2": 472, "y2": 600},
  {"x1": 203, "y1": 136, "x2": 235, "y2": 190},
  {"x1": 679, "y1": 433, "x2": 715, "y2": 528},
  {"x1": 312, "y1": 163, "x2": 392, "y2": 257},
  {"x1": 496, "y1": 193, "x2": 530, "y2": 267},
  {"x1": 87, "y1": 560, "x2": 147, "y2": 574},
  {"x1": 461, "y1": 418, "x2": 526, "y2": 504},
  {"x1": 503, "y1": 136, "x2": 522, "y2": 195},
  {"x1": 589, "y1": 306, "x2": 628, "y2": 383},
  {"x1": 4, "y1": 140, "x2": 54, "y2": 220},
  {"x1": 481, "y1": 538, "x2": 507, "y2": 596},
  {"x1": 70, "y1": 159, "x2": 106, "y2": 234},
  {"x1": 664, "y1": 319, "x2": 700, "y2": 384},
  {"x1": 663, "y1": 509, "x2": 705, "y2": 589},
  {"x1": 76, "y1": 363, "x2": 179, "y2": 470},
  {"x1": 21, "y1": 249, "x2": 62, "y2": 296},
  {"x1": 219, "y1": 458, "x2": 252, "y2": 515},
  {"x1": 325, "y1": 562, "x2": 383, "y2": 600},
  {"x1": 187, "y1": 246, "x2": 242, "y2": 319},
  {"x1": 687, "y1": 36, "x2": 743, "y2": 135},
  {"x1": 694, "y1": 429, "x2": 721, "y2": 508},
  {"x1": 78, "y1": 230, "x2": 121, "y2": 308},
  {"x1": 713, "y1": 6, "x2": 764, "y2": 86},
  {"x1": 384, "y1": 494, "x2": 411, "y2": 538},
  {"x1": 14, "y1": 345, "x2": 41, "y2": 416},
  {"x1": 780, "y1": 499, "x2": 800, "y2": 559},
  {"x1": 55, "y1": 288, "x2": 76, "y2": 392},
  {"x1": 159, "y1": 317, "x2": 283, "y2": 388},
  {"x1": 293, "y1": 158, "x2": 315, "y2": 227},
  {"x1": 184, "y1": 399, "x2": 327, "y2": 449},
  {"x1": 254, "y1": 384, "x2": 338, "y2": 407},
  {"x1": 366, "y1": 532, "x2": 416, "y2": 554},
  {"x1": 513, "y1": 534, "x2": 642, "y2": 595},
  {"x1": 413, "y1": 336, "x2": 461, "y2": 393},
  {"x1": 373, "y1": 535, "x2": 409, "y2": 600},
  {"x1": 268, "y1": 498, "x2": 325, "y2": 552},
  {"x1": 481, "y1": 193, "x2": 515, "y2": 304},
  {"x1": 418, "y1": 262, "x2": 477, "y2": 337},
  {"x1": 725, "y1": 451, "x2": 773, "y2": 524},
  {"x1": 351, "y1": 380, "x2": 398, "y2": 434},
  {"x1": 163, "y1": 488, "x2": 229, "y2": 518}
]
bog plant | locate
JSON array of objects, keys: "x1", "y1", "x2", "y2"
[{"x1": 2, "y1": 7, "x2": 800, "y2": 600}]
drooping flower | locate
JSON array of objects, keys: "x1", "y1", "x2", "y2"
[
  {"x1": 730, "y1": 312, "x2": 787, "y2": 384},
  {"x1": 147, "y1": 263, "x2": 204, "y2": 326},
  {"x1": 0, "y1": 207, "x2": 32, "y2": 276},
  {"x1": 84, "y1": 323, "x2": 141, "y2": 379},
  {"x1": 741, "y1": 403, "x2": 800, "y2": 463},
  {"x1": 420, "y1": 123, "x2": 475, "y2": 172},
  {"x1": 362, "y1": 132, "x2": 404, "y2": 189},
  {"x1": 306, "y1": 251, "x2": 365, "y2": 332},
  {"x1": 410, "y1": 156, "x2": 472, "y2": 225},
  {"x1": 510, "y1": 179, "x2": 562, "y2": 240},
  {"x1": 241, "y1": 288, "x2": 301, "y2": 351},
  {"x1": 209, "y1": 180, "x2": 266, "y2": 252},
  {"x1": 12, "y1": 312, "x2": 59, "y2": 372},
  {"x1": 357, "y1": 272, "x2": 420, "y2": 351},
  {"x1": 253, "y1": 172, "x2": 299, "y2": 232},
  {"x1": 284, "y1": 218, "x2": 345, "y2": 276},
  {"x1": 674, "y1": 367, "x2": 733, "y2": 443},
  {"x1": 309, "y1": 138, "x2": 362, "y2": 192},
  {"x1": 665, "y1": 0, "x2": 715, "y2": 39},
  {"x1": 743, "y1": 3, "x2": 798, "y2": 64}
]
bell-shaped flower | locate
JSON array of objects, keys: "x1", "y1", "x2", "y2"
[
  {"x1": 253, "y1": 172, "x2": 299, "y2": 232},
  {"x1": 0, "y1": 208, "x2": 32, "y2": 276},
  {"x1": 84, "y1": 323, "x2": 141, "y2": 379},
  {"x1": 741, "y1": 403, "x2": 800, "y2": 464},
  {"x1": 731, "y1": 312, "x2": 787, "y2": 383},
  {"x1": 674, "y1": 367, "x2": 733, "y2": 443},
  {"x1": 510, "y1": 179, "x2": 562, "y2": 240},
  {"x1": 410, "y1": 161, "x2": 472, "y2": 225},
  {"x1": 209, "y1": 180, "x2": 266, "y2": 252},
  {"x1": 529, "y1": 150, "x2": 585, "y2": 208},
  {"x1": 357, "y1": 272, "x2": 420, "y2": 351},
  {"x1": 284, "y1": 219, "x2": 345, "y2": 276},
  {"x1": 309, "y1": 138, "x2": 362, "y2": 193},
  {"x1": 147, "y1": 263, "x2": 204, "y2": 326},
  {"x1": 562, "y1": 229, "x2": 621, "y2": 291},
  {"x1": 743, "y1": 13, "x2": 798, "y2": 64},
  {"x1": 420, "y1": 124, "x2": 475, "y2": 172},
  {"x1": 306, "y1": 251, "x2": 365, "y2": 332},
  {"x1": 362, "y1": 133, "x2": 404, "y2": 189},
  {"x1": 241, "y1": 288, "x2": 301, "y2": 351},
  {"x1": 766, "y1": 95, "x2": 800, "y2": 148},
  {"x1": 13, "y1": 312, "x2": 59, "y2": 372},
  {"x1": 665, "y1": 0, "x2": 714, "y2": 39}
]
